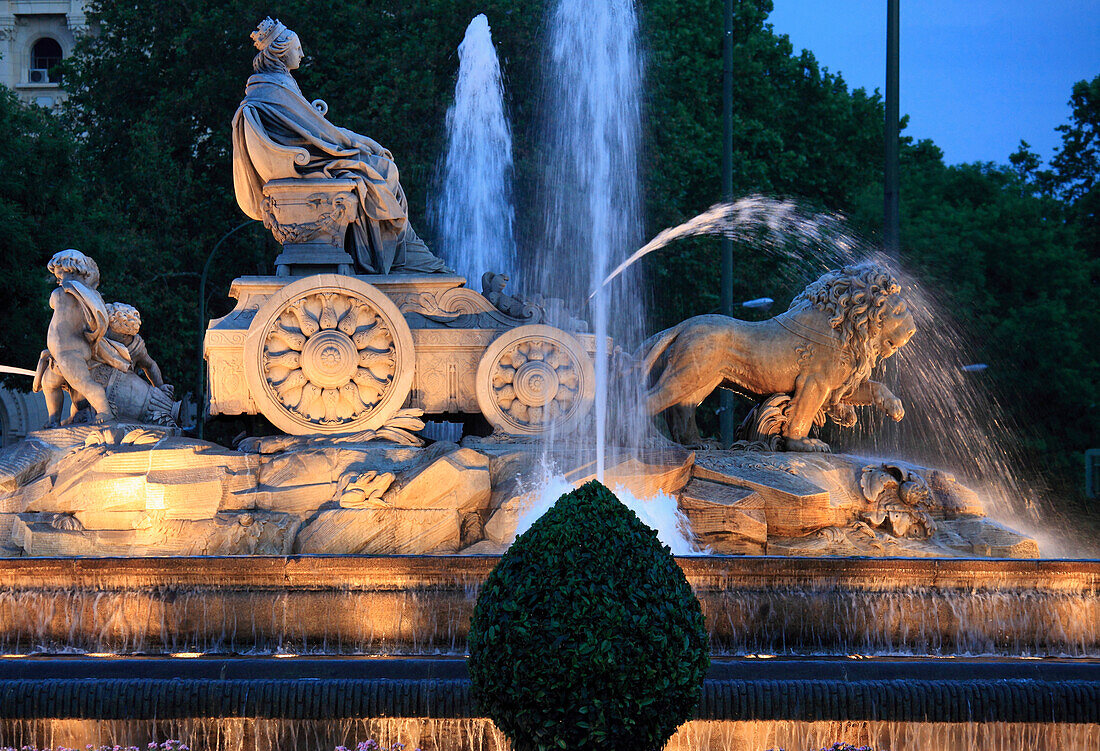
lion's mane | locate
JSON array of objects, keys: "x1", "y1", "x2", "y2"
[{"x1": 790, "y1": 262, "x2": 902, "y2": 402}]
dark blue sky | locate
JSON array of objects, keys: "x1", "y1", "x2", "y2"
[{"x1": 767, "y1": 1, "x2": 1100, "y2": 166}]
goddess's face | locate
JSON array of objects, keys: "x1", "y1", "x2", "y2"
[{"x1": 284, "y1": 33, "x2": 303, "y2": 70}]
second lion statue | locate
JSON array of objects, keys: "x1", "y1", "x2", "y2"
[{"x1": 637, "y1": 262, "x2": 916, "y2": 452}]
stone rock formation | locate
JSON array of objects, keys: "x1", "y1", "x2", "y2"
[{"x1": 0, "y1": 415, "x2": 1038, "y2": 558}]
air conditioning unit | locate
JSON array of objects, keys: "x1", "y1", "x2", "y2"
[{"x1": 28, "y1": 68, "x2": 49, "y2": 84}]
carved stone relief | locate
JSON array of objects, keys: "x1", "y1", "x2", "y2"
[
  {"x1": 475, "y1": 325, "x2": 595, "y2": 436},
  {"x1": 244, "y1": 275, "x2": 414, "y2": 435}
]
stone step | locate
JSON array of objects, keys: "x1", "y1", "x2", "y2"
[
  {"x1": 0, "y1": 657, "x2": 1096, "y2": 723},
  {"x1": 678, "y1": 478, "x2": 767, "y2": 552}
]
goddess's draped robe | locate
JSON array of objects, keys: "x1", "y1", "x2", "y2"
[{"x1": 232, "y1": 71, "x2": 449, "y2": 275}]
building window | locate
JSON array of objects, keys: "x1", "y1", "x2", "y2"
[{"x1": 30, "y1": 38, "x2": 63, "y2": 84}]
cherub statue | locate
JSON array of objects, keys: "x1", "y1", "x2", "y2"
[
  {"x1": 106, "y1": 302, "x2": 169, "y2": 393},
  {"x1": 33, "y1": 250, "x2": 131, "y2": 426},
  {"x1": 232, "y1": 17, "x2": 449, "y2": 275}
]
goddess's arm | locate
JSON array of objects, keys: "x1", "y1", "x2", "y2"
[{"x1": 338, "y1": 127, "x2": 392, "y2": 160}]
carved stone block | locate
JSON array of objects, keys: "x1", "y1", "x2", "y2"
[
  {"x1": 73, "y1": 510, "x2": 154, "y2": 530},
  {"x1": 693, "y1": 451, "x2": 837, "y2": 537},
  {"x1": 944, "y1": 517, "x2": 1041, "y2": 559},
  {"x1": 383, "y1": 446, "x2": 491, "y2": 512},
  {"x1": 678, "y1": 479, "x2": 767, "y2": 549},
  {"x1": 483, "y1": 495, "x2": 528, "y2": 546},
  {"x1": 13, "y1": 511, "x2": 298, "y2": 556},
  {"x1": 295, "y1": 507, "x2": 461, "y2": 555},
  {"x1": 261, "y1": 179, "x2": 358, "y2": 275}
]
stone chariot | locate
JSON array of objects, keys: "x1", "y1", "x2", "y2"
[
  {"x1": 205, "y1": 175, "x2": 595, "y2": 438},
  {"x1": 209, "y1": 18, "x2": 598, "y2": 439},
  {"x1": 205, "y1": 268, "x2": 597, "y2": 437}
]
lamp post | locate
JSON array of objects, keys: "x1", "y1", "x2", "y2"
[
  {"x1": 720, "y1": 0, "x2": 735, "y2": 446},
  {"x1": 196, "y1": 220, "x2": 256, "y2": 439},
  {"x1": 884, "y1": 0, "x2": 900, "y2": 254}
]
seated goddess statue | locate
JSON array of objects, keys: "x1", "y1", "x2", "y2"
[{"x1": 232, "y1": 17, "x2": 449, "y2": 275}]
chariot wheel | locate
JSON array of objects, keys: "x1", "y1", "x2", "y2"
[
  {"x1": 244, "y1": 274, "x2": 414, "y2": 435},
  {"x1": 475, "y1": 325, "x2": 595, "y2": 437}
]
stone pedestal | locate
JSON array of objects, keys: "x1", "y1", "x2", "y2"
[{"x1": 260, "y1": 178, "x2": 358, "y2": 276}]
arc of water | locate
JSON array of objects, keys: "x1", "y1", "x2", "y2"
[{"x1": 591, "y1": 196, "x2": 863, "y2": 295}]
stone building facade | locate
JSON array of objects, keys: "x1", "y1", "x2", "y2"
[{"x1": 0, "y1": 1, "x2": 88, "y2": 108}]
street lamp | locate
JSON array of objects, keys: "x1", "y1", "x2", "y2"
[
  {"x1": 885, "y1": 0, "x2": 900, "y2": 254},
  {"x1": 720, "y1": 0, "x2": 735, "y2": 445},
  {"x1": 196, "y1": 220, "x2": 257, "y2": 439}
]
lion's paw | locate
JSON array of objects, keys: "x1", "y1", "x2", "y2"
[
  {"x1": 829, "y1": 404, "x2": 858, "y2": 428},
  {"x1": 881, "y1": 396, "x2": 905, "y2": 422},
  {"x1": 785, "y1": 436, "x2": 831, "y2": 453}
]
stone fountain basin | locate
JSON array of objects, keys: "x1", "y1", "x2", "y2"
[
  {"x1": 0, "y1": 555, "x2": 1095, "y2": 657},
  {"x1": 1, "y1": 654, "x2": 1097, "y2": 751}
]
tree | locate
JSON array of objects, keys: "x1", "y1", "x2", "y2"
[
  {"x1": 848, "y1": 137, "x2": 1099, "y2": 500},
  {"x1": 640, "y1": 0, "x2": 885, "y2": 329},
  {"x1": 0, "y1": 88, "x2": 120, "y2": 378},
  {"x1": 469, "y1": 481, "x2": 708, "y2": 751}
]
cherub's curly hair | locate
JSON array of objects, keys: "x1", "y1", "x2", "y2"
[
  {"x1": 791, "y1": 262, "x2": 902, "y2": 401},
  {"x1": 47, "y1": 249, "x2": 99, "y2": 284},
  {"x1": 106, "y1": 302, "x2": 141, "y2": 336}
]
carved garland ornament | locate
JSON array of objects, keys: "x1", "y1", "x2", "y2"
[{"x1": 260, "y1": 192, "x2": 355, "y2": 247}]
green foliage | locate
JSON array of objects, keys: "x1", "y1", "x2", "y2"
[
  {"x1": 848, "y1": 137, "x2": 1099, "y2": 496},
  {"x1": 641, "y1": 0, "x2": 885, "y2": 328},
  {"x1": 468, "y1": 481, "x2": 709, "y2": 751},
  {"x1": 0, "y1": 87, "x2": 119, "y2": 379}
]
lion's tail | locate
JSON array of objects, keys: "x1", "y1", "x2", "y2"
[{"x1": 635, "y1": 324, "x2": 685, "y2": 381}]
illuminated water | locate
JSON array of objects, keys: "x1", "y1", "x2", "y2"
[
  {"x1": 536, "y1": 0, "x2": 647, "y2": 479},
  {"x1": 2, "y1": 717, "x2": 1096, "y2": 751},
  {"x1": 512, "y1": 473, "x2": 697, "y2": 555},
  {"x1": 432, "y1": 14, "x2": 517, "y2": 282}
]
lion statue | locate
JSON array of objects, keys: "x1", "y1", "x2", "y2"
[{"x1": 636, "y1": 262, "x2": 916, "y2": 452}]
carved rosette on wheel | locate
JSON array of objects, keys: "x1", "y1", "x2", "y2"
[
  {"x1": 476, "y1": 325, "x2": 595, "y2": 436},
  {"x1": 244, "y1": 275, "x2": 414, "y2": 435}
]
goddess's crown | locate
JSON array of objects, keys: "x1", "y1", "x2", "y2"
[{"x1": 251, "y1": 17, "x2": 287, "y2": 51}]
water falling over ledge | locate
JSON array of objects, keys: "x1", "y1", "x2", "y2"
[{"x1": 0, "y1": 556, "x2": 1095, "y2": 657}]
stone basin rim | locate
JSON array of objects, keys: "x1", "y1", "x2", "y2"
[{"x1": 0, "y1": 554, "x2": 1096, "y2": 591}]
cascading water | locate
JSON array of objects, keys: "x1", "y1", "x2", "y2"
[
  {"x1": 535, "y1": 0, "x2": 647, "y2": 480},
  {"x1": 432, "y1": 14, "x2": 517, "y2": 283}
]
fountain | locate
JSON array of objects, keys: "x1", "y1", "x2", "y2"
[
  {"x1": 0, "y1": 7, "x2": 1097, "y2": 751},
  {"x1": 432, "y1": 14, "x2": 518, "y2": 284},
  {"x1": 535, "y1": 0, "x2": 648, "y2": 475}
]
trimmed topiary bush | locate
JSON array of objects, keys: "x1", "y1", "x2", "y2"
[{"x1": 468, "y1": 480, "x2": 709, "y2": 750}]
